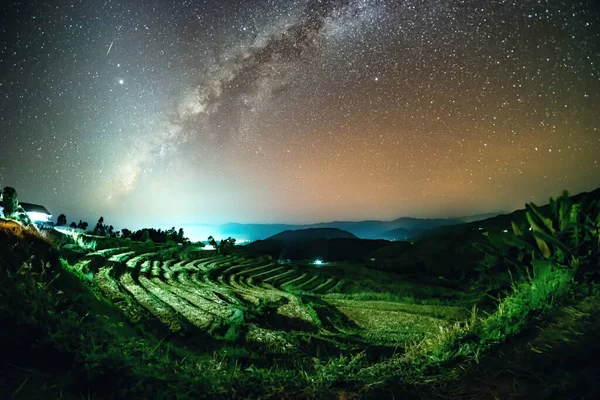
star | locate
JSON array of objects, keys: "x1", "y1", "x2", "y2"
[{"x1": 0, "y1": 0, "x2": 598, "y2": 228}]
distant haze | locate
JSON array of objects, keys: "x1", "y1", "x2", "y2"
[{"x1": 177, "y1": 214, "x2": 497, "y2": 242}]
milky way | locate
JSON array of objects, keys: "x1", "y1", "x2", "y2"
[{"x1": 1, "y1": 0, "x2": 599, "y2": 229}]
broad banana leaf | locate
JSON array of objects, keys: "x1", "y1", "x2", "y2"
[
  {"x1": 558, "y1": 196, "x2": 570, "y2": 232},
  {"x1": 533, "y1": 234, "x2": 552, "y2": 259},
  {"x1": 501, "y1": 234, "x2": 536, "y2": 252},
  {"x1": 532, "y1": 229, "x2": 570, "y2": 255},
  {"x1": 526, "y1": 203, "x2": 556, "y2": 235},
  {"x1": 570, "y1": 204, "x2": 581, "y2": 224},
  {"x1": 511, "y1": 221, "x2": 523, "y2": 237}
]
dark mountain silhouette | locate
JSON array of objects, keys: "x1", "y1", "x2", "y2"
[
  {"x1": 243, "y1": 228, "x2": 387, "y2": 261},
  {"x1": 267, "y1": 228, "x2": 357, "y2": 242},
  {"x1": 191, "y1": 213, "x2": 497, "y2": 242},
  {"x1": 185, "y1": 190, "x2": 600, "y2": 244},
  {"x1": 419, "y1": 187, "x2": 600, "y2": 239},
  {"x1": 243, "y1": 237, "x2": 390, "y2": 262},
  {"x1": 242, "y1": 188, "x2": 600, "y2": 270},
  {"x1": 378, "y1": 188, "x2": 600, "y2": 242},
  {"x1": 363, "y1": 187, "x2": 600, "y2": 280}
]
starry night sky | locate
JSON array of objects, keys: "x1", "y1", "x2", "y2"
[{"x1": 1, "y1": 0, "x2": 599, "y2": 229}]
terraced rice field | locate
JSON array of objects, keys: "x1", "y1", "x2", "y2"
[{"x1": 69, "y1": 240, "x2": 472, "y2": 352}]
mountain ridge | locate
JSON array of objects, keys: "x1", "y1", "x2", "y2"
[
  {"x1": 267, "y1": 227, "x2": 358, "y2": 242},
  {"x1": 182, "y1": 212, "x2": 500, "y2": 241}
]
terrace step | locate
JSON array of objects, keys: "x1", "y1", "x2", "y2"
[
  {"x1": 139, "y1": 260, "x2": 154, "y2": 275},
  {"x1": 219, "y1": 259, "x2": 266, "y2": 276},
  {"x1": 279, "y1": 272, "x2": 308, "y2": 287},
  {"x1": 294, "y1": 275, "x2": 322, "y2": 291},
  {"x1": 138, "y1": 276, "x2": 215, "y2": 330},
  {"x1": 89, "y1": 247, "x2": 129, "y2": 257},
  {"x1": 150, "y1": 277, "x2": 232, "y2": 319},
  {"x1": 195, "y1": 255, "x2": 232, "y2": 271},
  {"x1": 150, "y1": 262, "x2": 163, "y2": 278},
  {"x1": 263, "y1": 269, "x2": 296, "y2": 284},
  {"x1": 237, "y1": 263, "x2": 279, "y2": 278},
  {"x1": 327, "y1": 279, "x2": 347, "y2": 293},
  {"x1": 165, "y1": 267, "x2": 239, "y2": 306},
  {"x1": 119, "y1": 273, "x2": 182, "y2": 331},
  {"x1": 126, "y1": 252, "x2": 159, "y2": 269},
  {"x1": 94, "y1": 267, "x2": 145, "y2": 323},
  {"x1": 312, "y1": 277, "x2": 336, "y2": 294},
  {"x1": 162, "y1": 259, "x2": 176, "y2": 271},
  {"x1": 247, "y1": 266, "x2": 286, "y2": 281},
  {"x1": 109, "y1": 251, "x2": 137, "y2": 263}
]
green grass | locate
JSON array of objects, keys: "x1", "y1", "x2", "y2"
[
  {"x1": 479, "y1": 268, "x2": 576, "y2": 343},
  {"x1": 2, "y1": 216, "x2": 599, "y2": 399},
  {"x1": 349, "y1": 266, "x2": 580, "y2": 390}
]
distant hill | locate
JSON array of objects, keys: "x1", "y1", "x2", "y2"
[
  {"x1": 420, "y1": 187, "x2": 600, "y2": 239},
  {"x1": 267, "y1": 228, "x2": 357, "y2": 242},
  {"x1": 379, "y1": 188, "x2": 600, "y2": 242},
  {"x1": 185, "y1": 190, "x2": 600, "y2": 243},
  {"x1": 243, "y1": 238, "x2": 390, "y2": 262},
  {"x1": 244, "y1": 228, "x2": 388, "y2": 262},
  {"x1": 228, "y1": 188, "x2": 600, "y2": 274},
  {"x1": 183, "y1": 213, "x2": 497, "y2": 242},
  {"x1": 365, "y1": 187, "x2": 600, "y2": 279}
]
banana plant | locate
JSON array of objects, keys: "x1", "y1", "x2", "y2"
[
  {"x1": 526, "y1": 192, "x2": 599, "y2": 272},
  {"x1": 471, "y1": 228, "x2": 534, "y2": 291},
  {"x1": 474, "y1": 190, "x2": 600, "y2": 284}
]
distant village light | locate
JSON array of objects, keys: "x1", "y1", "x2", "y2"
[{"x1": 314, "y1": 259, "x2": 323, "y2": 265}]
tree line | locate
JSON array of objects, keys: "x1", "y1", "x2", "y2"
[
  {"x1": 2, "y1": 186, "x2": 210, "y2": 247},
  {"x1": 57, "y1": 214, "x2": 191, "y2": 244},
  {"x1": 0, "y1": 185, "x2": 190, "y2": 245}
]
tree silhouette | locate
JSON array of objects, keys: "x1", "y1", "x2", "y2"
[
  {"x1": 208, "y1": 236, "x2": 236, "y2": 254},
  {"x1": 93, "y1": 217, "x2": 106, "y2": 236},
  {"x1": 57, "y1": 214, "x2": 67, "y2": 226},
  {"x1": 78, "y1": 220, "x2": 89, "y2": 230},
  {"x1": 208, "y1": 235, "x2": 218, "y2": 249},
  {"x1": 220, "y1": 237, "x2": 237, "y2": 255},
  {"x1": 70, "y1": 222, "x2": 77, "y2": 228},
  {"x1": 1, "y1": 187, "x2": 18, "y2": 218},
  {"x1": 177, "y1": 228, "x2": 189, "y2": 244}
]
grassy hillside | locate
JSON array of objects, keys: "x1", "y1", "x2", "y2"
[
  {"x1": 2, "y1": 188, "x2": 600, "y2": 398},
  {"x1": 0, "y1": 219, "x2": 476, "y2": 398}
]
